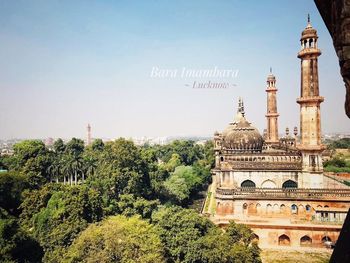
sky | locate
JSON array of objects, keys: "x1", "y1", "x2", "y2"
[{"x1": 0, "y1": 0, "x2": 349, "y2": 140}]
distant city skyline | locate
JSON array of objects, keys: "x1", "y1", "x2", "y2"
[{"x1": 0, "y1": 0, "x2": 349, "y2": 140}]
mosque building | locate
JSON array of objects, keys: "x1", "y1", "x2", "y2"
[{"x1": 206, "y1": 16, "x2": 350, "y2": 248}]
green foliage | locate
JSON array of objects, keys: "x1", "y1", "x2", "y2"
[
  {"x1": 53, "y1": 139, "x2": 65, "y2": 154},
  {"x1": 63, "y1": 215, "x2": 165, "y2": 263},
  {"x1": 0, "y1": 172, "x2": 28, "y2": 216},
  {"x1": 151, "y1": 206, "x2": 216, "y2": 262},
  {"x1": 164, "y1": 165, "x2": 206, "y2": 204},
  {"x1": 324, "y1": 156, "x2": 350, "y2": 173},
  {"x1": 0, "y1": 217, "x2": 43, "y2": 262},
  {"x1": 327, "y1": 138, "x2": 350, "y2": 149},
  {"x1": 20, "y1": 185, "x2": 103, "y2": 262},
  {"x1": 116, "y1": 194, "x2": 160, "y2": 219},
  {"x1": 152, "y1": 207, "x2": 261, "y2": 263}
]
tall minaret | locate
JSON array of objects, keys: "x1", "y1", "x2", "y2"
[
  {"x1": 87, "y1": 123, "x2": 92, "y2": 146},
  {"x1": 297, "y1": 15, "x2": 325, "y2": 178},
  {"x1": 265, "y1": 68, "x2": 279, "y2": 144}
]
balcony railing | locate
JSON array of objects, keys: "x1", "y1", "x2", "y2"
[{"x1": 216, "y1": 187, "x2": 350, "y2": 200}]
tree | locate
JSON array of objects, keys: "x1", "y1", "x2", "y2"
[
  {"x1": 63, "y1": 215, "x2": 165, "y2": 263},
  {"x1": 0, "y1": 172, "x2": 28, "y2": 216},
  {"x1": 20, "y1": 185, "x2": 103, "y2": 262},
  {"x1": 163, "y1": 166, "x2": 204, "y2": 204},
  {"x1": 53, "y1": 139, "x2": 65, "y2": 154},
  {"x1": 0, "y1": 217, "x2": 43, "y2": 262},
  {"x1": 151, "y1": 206, "x2": 216, "y2": 262}
]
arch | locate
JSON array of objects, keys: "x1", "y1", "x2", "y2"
[
  {"x1": 280, "y1": 204, "x2": 286, "y2": 213},
  {"x1": 273, "y1": 204, "x2": 279, "y2": 213},
  {"x1": 300, "y1": 235, "x2": 312, "y2": 246},
  {"x1": 282, "y1": 180, "x2": 298, "y2": 189},
  {"x1": 278, "y1": 234, "x2": 290, "y2": 246},
  {"x1": 261, "y1": 179, "x2": 276, "y2": 188},
  {"x1": 306, "y1": 205, "x2": 311, "y2": 212},
  {"x1": 322, "y1": 236, "x2": 332, "y2": 243},
  {"x1": 291, "y1": 204, "x2": 298, "y2": 214},
  {"x1": 241, "y1": 180, "x2": 256, "y2": 188}
]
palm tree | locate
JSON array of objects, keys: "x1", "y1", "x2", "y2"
[
  {"x1": 83, "y1": 156, "x2": 98, "y2": 182},
  {"x1": 71, "y1": 155, "x2": 83, "y2": 185}
]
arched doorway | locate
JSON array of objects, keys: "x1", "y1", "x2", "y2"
[
  {"x1": 300, "y1": 235, "x2": 312, "y2": 246},
  {"x1": 266, "y1": 204, "x2": 272, "y2": 214},
  {"x1": 282, "y1": 180, "x2": 298, "y2": 188},
  {"x1": 278, "y1": 234, "x2": 291, "y2": 246},
  {"x1": 241, "y1": 180, "x2": 256, "y2": 188}
]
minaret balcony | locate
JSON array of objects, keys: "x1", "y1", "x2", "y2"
[
  {"x1": 297, "y1": 48, "x2": 321, "y2": 58},
  {"x1": 296, "y1": 96, "x2": 324, "y2": 104}
]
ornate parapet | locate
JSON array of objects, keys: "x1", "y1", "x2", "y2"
[
  {"x1": 216, "y1": 187, "x2": 350, "y2": 201},
  {"x1": 219, "y1": 153, "x2": 302, "y2": 171}
]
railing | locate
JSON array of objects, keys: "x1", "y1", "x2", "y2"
[
  {"x1": 228, "y1": 161, "x2": 302, "y2": 170},
  {"x1": 216, "y1": 187, "x2": 350, "y2": 200}
]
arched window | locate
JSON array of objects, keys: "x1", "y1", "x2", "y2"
[
  {"x1": 282, "y1": 180, "x2": 298, "y2": 189},
  {"x1": 291, "y1": 204, "x2": 298, "y2": 214},
  {"x1": 300, "y1": 235, "x2": 312, "y2": 246},
  {"x1": 322, "y1": 236, "x2": 332, "y2": 243},
  {"x1": 306, "y1": 205, "x2": 311, "y2": 212},
  {"x1": 278, "y1": 234, "x2": 290, "y2": 246},
  {"x1": 241, "y1": 180, "x2": 256, "y2": 188}
]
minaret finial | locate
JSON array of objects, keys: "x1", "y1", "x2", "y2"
[
  {"x1": 270, "y1": 67, "x2": 272, "y2": 73},
  {"x1": 241, "y1": 98, "x2": 245, "y2": 117},
  {"x1": 308, "y1": 13, "x2": 310, "y2": 23}
]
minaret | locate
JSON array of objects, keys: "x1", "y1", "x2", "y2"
[
  {"x1": 265, "y1": 68, "x2": 279, "y2": 144},
  {"x1": 87, "y1": 123, "x2": 92, "y2": 146},
  {"x1": 297, "y1": 15, "x2": 325, "y2": 177}
]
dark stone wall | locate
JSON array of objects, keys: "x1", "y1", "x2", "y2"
[{"x1": 314, "y1": 0, "x2": 350, "y2": 118}]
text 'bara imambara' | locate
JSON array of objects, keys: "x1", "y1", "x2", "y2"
[{"x1": 203, "y1": 17, "x2": 350, "y2": 249}]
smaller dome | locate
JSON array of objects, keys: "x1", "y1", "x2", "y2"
[
  {"x1": 267, "y1": 74, "x2": 275, "y2": 81},
  {"x1": 301, "y1": 15, "x2": 317, "y2": 40}
]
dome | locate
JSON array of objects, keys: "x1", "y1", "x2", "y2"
[
  {"x1": 301, "y1": 15, "x2": 317, "y2": 40},
  {"x1": 267, "y1": 73, "x2": 275, "y2": 81},
  {"x1": 222, "y1": 99, "x2": 264, "y2": 152}
]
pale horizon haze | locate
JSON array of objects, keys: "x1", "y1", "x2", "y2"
[{"x1": 0, "y1": 0, "x2": 349, "y2": 140}]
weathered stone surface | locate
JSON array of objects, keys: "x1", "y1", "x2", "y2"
[{"x1": 315, "y1": 0, "x2": 350, "y2": 118}]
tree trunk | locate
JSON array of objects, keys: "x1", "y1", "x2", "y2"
[{"x1": 75, "y1": 171, "x2": 77, "y2": 185}]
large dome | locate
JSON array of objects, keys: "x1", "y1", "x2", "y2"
[
  {"x1": 222, "y1": 98, "x2": 264, "y2": 152},
  {"x1": 222, "y1": 120, "x2": 264, "y2": 152}
]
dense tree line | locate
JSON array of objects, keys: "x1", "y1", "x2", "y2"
[{"x1": 0, "y1": 138, "x2": 261, "y2": 263}]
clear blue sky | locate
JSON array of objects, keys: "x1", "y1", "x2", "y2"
[{"x1": 0, "y1": 0, "x2": 349, "y2": 139}]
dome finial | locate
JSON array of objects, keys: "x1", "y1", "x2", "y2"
[
  {"x1": 270, "y1": 67, "x2": 272, "y2": 73},
  {"x1": 308, "y1": 13, "x2": 310, "y2": 23}
]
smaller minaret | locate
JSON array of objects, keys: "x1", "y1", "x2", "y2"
[
  {"x1": 265, "y1": 68, "x2": 279, "y2": 144},
  {"x1": 87, "y1": 124, "x2": 92, "y2": 146}
]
